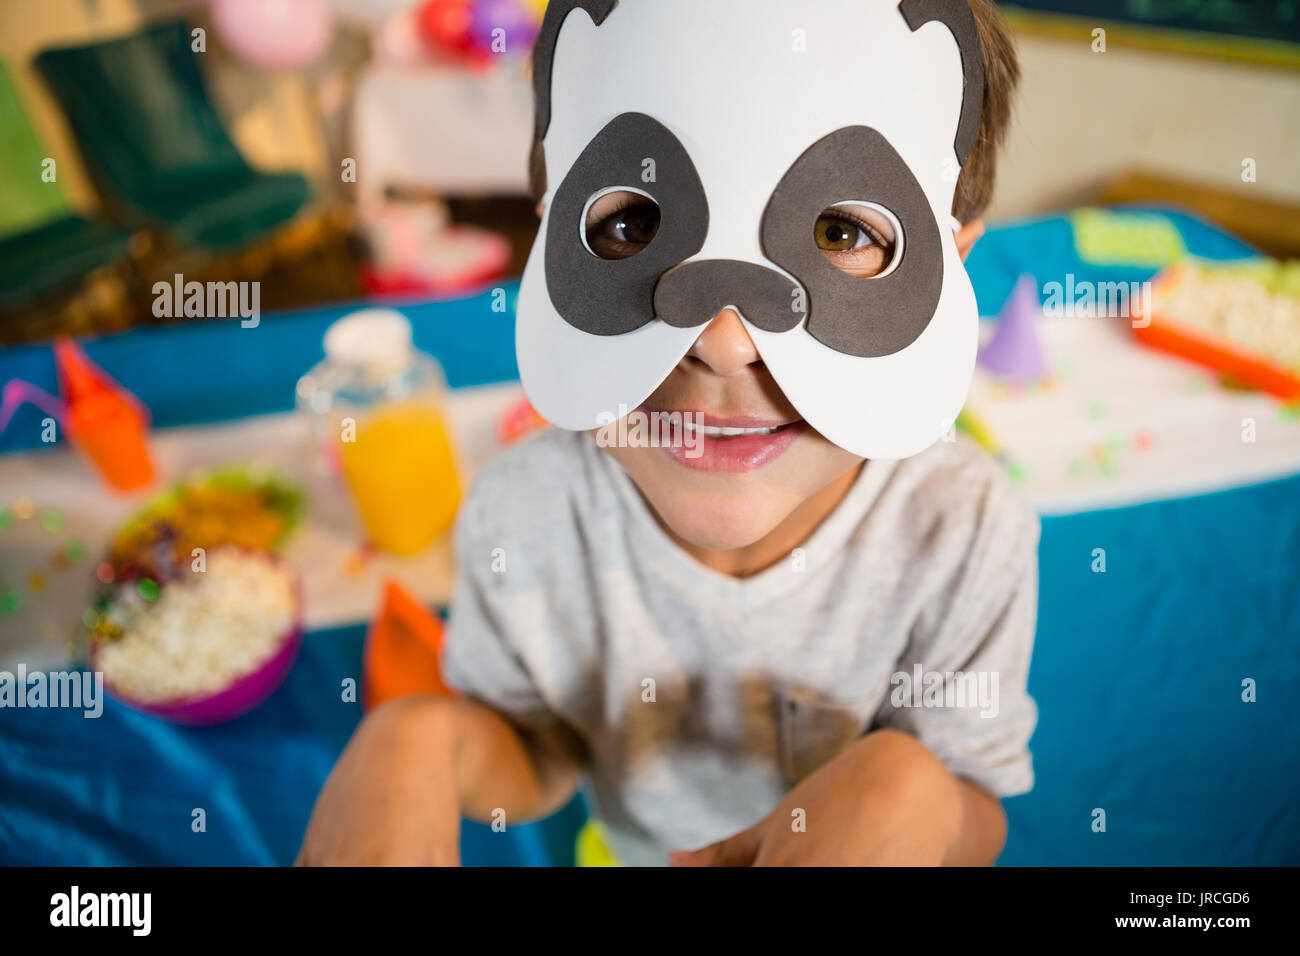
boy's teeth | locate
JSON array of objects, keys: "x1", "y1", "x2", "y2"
[
  {"x1": 649, "y1": 412, "x2": 785, "y2": 437},
  {"x1": 679, "y1": 421, "x2": 779, "y2": 437}
]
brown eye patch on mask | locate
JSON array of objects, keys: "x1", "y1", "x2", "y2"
[
  {"x1": 545, "y1": 111, "x2": 710, "y2": 336},
  {"x1": 761, "y1": 125, "x2": 944, "y2": 358}
]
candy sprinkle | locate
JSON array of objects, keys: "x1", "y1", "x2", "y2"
[
  {"x1": 81, "y1": 607, "x2": 100, "y2": 629},
  {"x1": 0, "y1": 509, "x2": 12, "y2": 530},
  {"x1": 39, "y1": 509, "x2": 64, "y2": 533},
  {"x1": 12, "y1": 496, "x2": 35, "y2": 520},
  {"x1": 0, "y1": 589, "x2": 19, "y2": 614},
  {"x1": 65, "y1": 540, "x2": 86, "y2": 563},
  {"x1": 137, "y1": 578, "x2": 160, "y2": 602},
  {"x1": 96, "y1": 562, "x2": 115, "y2": 585},
  {"x1": 28, "y1": 571, "x2": 47, "y2": 593}
]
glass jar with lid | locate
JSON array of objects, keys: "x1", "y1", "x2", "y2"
[{"x1": 296, "y1": 309, "x2": 461, "y2": 555}]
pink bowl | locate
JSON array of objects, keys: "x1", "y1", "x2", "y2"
[{"x1": 89, "y1": 570, "x2": 304, "y2": 727}]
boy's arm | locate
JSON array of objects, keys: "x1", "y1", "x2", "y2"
[
  {"x1": 670, "y1": 728, "x2": 1004, "y2": 866},
  {"x1": 297, "y1": 694, "x2": 582, "y2": 866},
  {"x1": 300, "y1": 470, "x2": 587, "y2": 866}
]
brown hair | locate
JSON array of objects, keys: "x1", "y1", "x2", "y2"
[
  {"x1": 528, "y1": 0, "x2": 1019, "y2": 224},
  {"x1": 955, "y1": 0, "x2": 1020, "y2": 223}
]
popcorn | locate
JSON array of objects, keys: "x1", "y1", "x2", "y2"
[
  {"x1": 1156, "y1": 264, "x2": 1300, "y2": 372},
  {"x1": 94, "y1": 547, "x2": 297, "y2": 704}
]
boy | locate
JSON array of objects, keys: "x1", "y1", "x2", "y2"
[{"x1": 299, "y1": 0, "x2": 1034, "y2": 866}]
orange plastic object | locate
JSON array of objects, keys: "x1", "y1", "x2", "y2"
[
  {"x1": 1133, "y1": 266, "x2": 1300, "y2": 402},
  {"x1": 496, "y1": 394, "x2": 549, "y2": 446},
  {"x1": 362, "y1": 579, "x2": 454, "y2": 710},
  {"x1": 54, "y1": 337, "x2": 156, "y2": 492}
]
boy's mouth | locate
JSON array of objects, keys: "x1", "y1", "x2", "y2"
[{"x1": 640, "y1": 406, "x2": 808, "y2": 473}]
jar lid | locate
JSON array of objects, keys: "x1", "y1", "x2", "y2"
[{"x1": 323, "y1": 309, "x2": 413, "y2": 369}]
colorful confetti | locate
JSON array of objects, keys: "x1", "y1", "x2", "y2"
[
  {"x1": 26, "y1": 571, "x2": 47, "y2": 593},
  {"x1": 0, "y1": 509, "x2": 11, "y2": 530},
  {"x1": 65, "y1": 540, "x2": 87, "y2": 563},
  {"x1": 1087, "y1": 401, "x2": 1109, "y2": 420},
  {"x1": 137, "y1": 578, "x2": 160, "y2": 602},
  {"x1": 12, "y1": 496, "x2": 35, "y2": 520},
  {"x1": 96, "y1": 562, "x2": 115, "y2": 584},
  {"x1": 0, "y1": 589, "x2": 19, "y2": 614},
  {"x1": 39, "y1": 508, "x2": 64, "y2": 533}
]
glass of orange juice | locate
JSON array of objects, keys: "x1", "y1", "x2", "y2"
[{"x1": 296, "y1": 309, "x2": 461, "y2": 556}]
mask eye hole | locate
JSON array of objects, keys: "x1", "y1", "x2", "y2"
[
  {"x1": 813, "y1": 202, "x2": 903, "y2": 279},
  {"x1": 582, "y1": 188, "x2": 662, "y2": 260}
]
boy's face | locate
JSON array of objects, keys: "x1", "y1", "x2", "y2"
[
  {"x1": 521, "y1": 0, "x2": 986, "y2": 504},
  {"x1": 595, "y1": 215, "x2": 982, "y2": 552},
  {"x1": 593, "y1": 196, "x2": 907, "y2": 548},
  {"x1": 599, "y1": 310, "x2": 863, "y2": 551}
]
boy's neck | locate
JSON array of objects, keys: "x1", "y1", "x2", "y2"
[{"x1": 663, "y1": 462, "x2": 865, "y2": 578}]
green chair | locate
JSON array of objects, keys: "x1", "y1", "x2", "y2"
[
  {"x1": 34, "y1": 20, "x2": 311, "y2": 252},
  {"x1": 0, "y1": 60, "x2": 131, "y2": 312}
]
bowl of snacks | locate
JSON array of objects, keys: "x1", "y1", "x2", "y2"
[{"x1": 84, "y1": 468, "x2": 305, "y2": 725}]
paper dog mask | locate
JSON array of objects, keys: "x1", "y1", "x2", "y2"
[{"x1": 517, "y1": 0, "x2": 985, "y2": 459}]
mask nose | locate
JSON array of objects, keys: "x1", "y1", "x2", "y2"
[{"x1": 653, "y1": 259, "x2": 804, "y2": 334}]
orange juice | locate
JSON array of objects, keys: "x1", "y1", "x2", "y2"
[{"x1": 338, "y1": 402, "x2": 462, "y2": 555}]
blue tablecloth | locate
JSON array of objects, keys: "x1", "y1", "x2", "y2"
[{"x1": 3, "y1": 207, "x2": 1297, "y2": 865}]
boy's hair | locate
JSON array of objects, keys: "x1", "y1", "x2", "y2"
[{"x1": 527, "y1": 0, "x2": 1019, "y2": 224}]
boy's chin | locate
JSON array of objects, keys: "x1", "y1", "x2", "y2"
[{"x1": 642, "y1": 486, "x2": 797, "y2": 553}]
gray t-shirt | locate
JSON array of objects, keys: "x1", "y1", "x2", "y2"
[{"x1": 442, "y1": 428, "x2": 1039, "y2": 866}]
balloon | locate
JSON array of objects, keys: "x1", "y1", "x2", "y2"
[
  {"x1": 212, "y1": 0, "x2": 335, "y2": 69},
  {"x1": 469, "y1": 0, "x2": 539, "y2": 56},
  {"x1": 416, "y1": 0, "x2": 475, "y2": 56}
]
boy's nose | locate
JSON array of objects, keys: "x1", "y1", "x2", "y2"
[{"x1": 687, "y1": 309, "x2": 761, "y2": 376}]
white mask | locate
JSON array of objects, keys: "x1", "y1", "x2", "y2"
[{"x1": 517, "y1": 0, "x2": 985, "y2": 459}]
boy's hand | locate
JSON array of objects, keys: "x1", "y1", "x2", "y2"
[
  {"x1": 297, "y1": 694, "x2": 583, "y2": 866},
  {"x1": 296, "y1": 696, "x2": 463, "y2": 866},
  {"x1": 669, "y1": 729, "x2": 1002, "y2": 866}
]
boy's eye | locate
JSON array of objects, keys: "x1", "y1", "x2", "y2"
[
  {"x1": 583, "y1": 189, "x2": 662, "y2": 260},
  {"x1": 814, "y1": 202, "x2": 902, "y2": 278}
]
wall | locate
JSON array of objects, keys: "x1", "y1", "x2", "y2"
[{"x1": 988, "y1": 32, "x2": 1300, "y2": 220}]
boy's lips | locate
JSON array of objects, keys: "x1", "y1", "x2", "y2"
[{"x1": 640, "y1": 405, "x2": 808, "y2": 473}]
